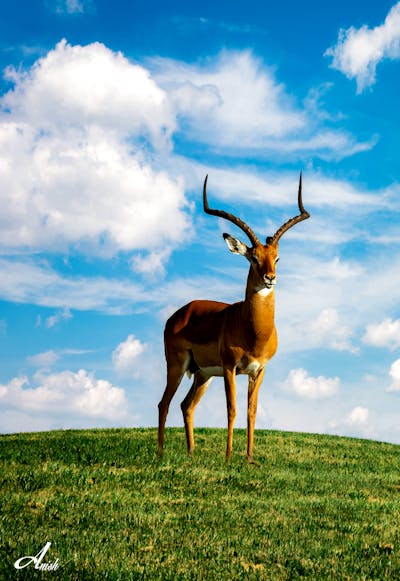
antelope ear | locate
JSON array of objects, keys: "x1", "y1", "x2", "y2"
[{"x1": 223, "y1": 233, "x2": 248, "y2": 256}]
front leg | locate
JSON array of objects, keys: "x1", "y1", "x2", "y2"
[
  {"x1": 223, "y1": 367, "x2": 237, "y2": 461},
  {"x1": 247, "y1": 367, "x2": 265, "y2": 462}
]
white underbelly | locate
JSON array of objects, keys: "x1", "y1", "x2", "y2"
[
  {"x1": 199, "y1": 360, "x2": 262, "y2": 378},
  {"x1": 200, "y1": 366, "x2": 224, "y2": 377}
]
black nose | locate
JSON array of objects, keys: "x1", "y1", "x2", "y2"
[{"x1": 264, "y1": 274, "x2": 275, "y2": 283}]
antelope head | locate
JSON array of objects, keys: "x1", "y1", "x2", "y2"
[{"x1": 203, "y1": 173, "x2": 310, "y2": 293}]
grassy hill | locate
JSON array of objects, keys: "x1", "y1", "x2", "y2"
[{"x1": 1, "y1": 428, "x2": 399, "y2": 580}]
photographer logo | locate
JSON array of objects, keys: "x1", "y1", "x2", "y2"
[{"x1": 14, "y1": 542, "x2": 60, "y2": 571}]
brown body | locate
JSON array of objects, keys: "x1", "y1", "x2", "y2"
[{"x1": 158, "y1": 174, "x2": 309, "y2": 461}]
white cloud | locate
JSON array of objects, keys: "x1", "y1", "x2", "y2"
[
  {"x1": 26, "y1": 348, "x2": 92, "y2": 368},
  {"x1": 346, "y1": 406, "x2": 370, "y2": 426},
  {"x1": 66, "y1": 0, "x2": 86, "y2": 13},
  {"x1": 0, "y1": 256, "x2": 143, "y2": 313},
  {"x1": 151, "y1": 50, "x2": 371, "y2": 158},
  {"x1": 45, "y1": 0, "x2": 95, "y2": 14},
  {"x1": 66, "y1": 0, "x2": 94, "y2": 14},
  {"x1": 0, "y1": 256, "x2": 236, "y2": 315},
  {"x1": 308, "y1": 308, "x2": 357, "y2": 353},
  {"x1": 112, "y1": 335, "x2": 146, "y2": 377},
  {"x1": 282, "y1": 368, "x2": 340, "y2": 399},
  {"x1": 278, "y1": 306, "x2": 359, "y2": 353},
  {"x1": 0, "y1": 369, "x2": 128, "y2": 421},
  {"x1": 363, "y1": 318, "x2": 400, "y2": 350},
  {"x1": 326, "y1": 2, "x2": 400, "y2": 92},
  {"x1": 328, "y1": 405, "x2": 376, "y2": 440},
  {"x1": 0, "y1": 41, "x2": 380, "y2": 269},
  {"x1": 131, "y1": 248, "x2": 172, "y2": 278},
  {"x1": 45, "y1": 306, "x2": 73, "y2": 328},
  {"x1": 173, "y1": 158, "x2": 384, "y2": 212},
  {"x1": 275, "y1": 254, "x2": 365, "y2": 354},
  {"x1": 388, "y1": 358, "x2": 400, "y2": 392},
  {"x1": 155, "y1": 50, "x2": 305, "y2": 144},
  {"x1": 0, "y1": 40, "x2": 190, "y2": 261},
  {"x1": 2, "y1": 39, "x2": 174, "y2": 144},
  {"x1": 27, "y1": 350, "x2": 59, "y2": 367}
]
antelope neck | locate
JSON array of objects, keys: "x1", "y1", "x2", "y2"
[{"x1": 242, "y1": 272, "x2": 276, "y2": 334}]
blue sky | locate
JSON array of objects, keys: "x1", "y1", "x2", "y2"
[{"x1": 1, "y1": 0, "x2": 400, "y2": 444}]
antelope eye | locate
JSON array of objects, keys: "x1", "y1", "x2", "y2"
[
  {"x1": 250, "y1": 256, "x2": 259, "y2": 265},
  {"x1": 275, "y1": 257, "x2": 280, "y2": 263}
]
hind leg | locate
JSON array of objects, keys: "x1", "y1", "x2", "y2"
[
  {"x1": 181, "y1": 373, "x2": 212, "y2": 454},
  {"x1": 247, "y1": 367, "x2": 265, "y2": 463},
  {"x1": 158, "y1": 361, "x2": 186, "y2": 457}
]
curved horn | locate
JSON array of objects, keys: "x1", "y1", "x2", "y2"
[
  {"x1": 269, "y1": 172, "x2": 310, "y2": 245},
  {"x1": 203, "y1": 175, "x2": 261, "y2": 247}
]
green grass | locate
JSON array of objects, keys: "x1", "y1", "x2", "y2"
[{"x1": 1, "y1": 428, "x2": 399, "y2": 580}]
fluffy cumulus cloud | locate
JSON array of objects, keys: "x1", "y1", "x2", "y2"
[
  {"x1": 326, "y1": 2, "x2": 400, "y2": 92},
  {"x1": 112, "y1": 334, "x2": 146, "y2": 377},
  {"x1": 282, "y1": 368, "x2": 340, "y2": 399},
  {"x1": 363, "y1": 318, "x2": 400, "y2": 350},
  {"x1": 345, "y1": 406, "x2": 369, "y2": 426},
  {"x1": 0, "y1": 40, "x2": 376, "y2": 266},
  {"x1": 0, "y1": 369, "x2": 128, "y2": 422},
  {"x1": 329, "y1": 405, "x2": 375, "y2": 440},
  {"x1": 152, "y1": 50, "x2": 304, "y2": 146},
  {"x1": 3, "y1": 39, "x2": 174, "y2": 143},
  {"x1": 151, "y1": 50, "x2": 370, "y2": 158},
  {"x1": 0, "y1": 39, "x2": 190, "y2": 260}
]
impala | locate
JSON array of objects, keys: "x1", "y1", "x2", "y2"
[{"x1": 158, "y1": 173, "x2": 310, "y2": 461}]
